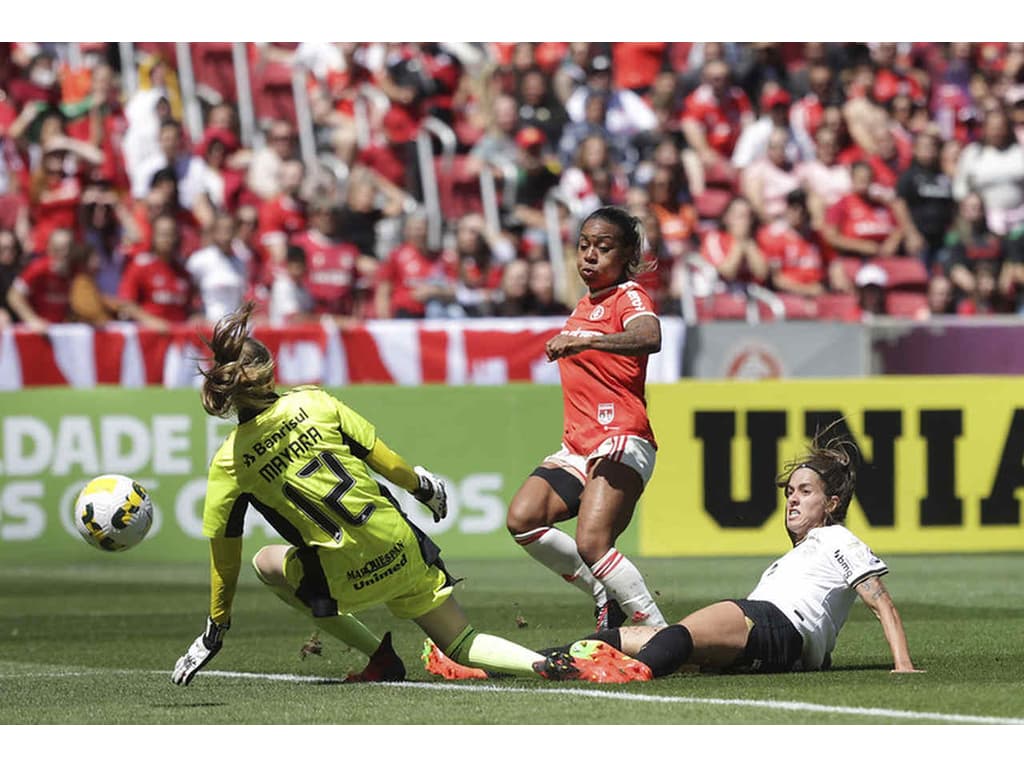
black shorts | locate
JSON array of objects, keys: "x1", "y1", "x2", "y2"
[{"x1": 727, "y1": 599, "x2": 804, "y2": 673}]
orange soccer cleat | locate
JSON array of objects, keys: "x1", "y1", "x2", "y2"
[
  {"x1": 422, "y1": 639, "x2": 489, "y2": 680},
  {"x1": 565, "y1": 639, "x2": 652, "y2": 684}
]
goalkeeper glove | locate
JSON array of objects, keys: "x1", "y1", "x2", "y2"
[
  {"x1": 171, "y1": 617, "x2": 229, "y2": 686},
  {"x1": 413, "y1": 466, "x2": 448, "y2": 523}
]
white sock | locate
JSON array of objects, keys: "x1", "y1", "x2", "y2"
[
  {"x1": 591, "y1": 547, "x2": 666, "y2": 626},
  {"x1": 514, "y1": 526, "x2": 606, "y2": 604}
]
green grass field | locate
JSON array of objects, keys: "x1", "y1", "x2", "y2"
[{"x1": 1, "y1": 553, "x2": 1022, "y2": 729}]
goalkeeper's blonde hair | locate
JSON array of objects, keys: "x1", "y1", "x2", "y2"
[{"x1": 199, "y1": 301, "x2": 277, "y2": 418}]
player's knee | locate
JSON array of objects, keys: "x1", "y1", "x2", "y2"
[
  {"x1": 506, "y1": 492, "x2": 551, "y2": 535},
  {"x1": 574, "y1": 529, "x2": 615, "y2": 566},
  {"x1": 252, "y1": 546, "x2": 284, "y2": 586}
]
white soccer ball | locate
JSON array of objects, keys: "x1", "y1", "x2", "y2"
[{"x1": 74, "y1": 474, "x2": 154, "y2": 552}]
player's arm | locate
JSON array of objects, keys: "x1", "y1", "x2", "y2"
[
  {"x1": 854, "y1": 575, "x2": 922, "y2": 673},
  {"x1": 546, "y1": 314, "x2": 661, "y2": 361},
  {"x1": 172, "y1": 456, "x2": 243, "y2": 685},
  {"x1": 330, "y1": 392, "x2": 448, "y2": 522}
]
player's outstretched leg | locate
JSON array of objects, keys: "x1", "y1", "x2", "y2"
[{"x1": 252, "y1": 545, "x2": 384, "y2": 659}]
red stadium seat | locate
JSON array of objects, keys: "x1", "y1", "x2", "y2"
[
  {"x1": 886, "y1": 290, "x2": 929, "y2": 318},
  {"x1": 836, "y1": 255, "x2": 929, "y2": 289},
  {"x1": 251, "y1": 60, "x2": 297, "y2": 125},
  {"x1": 778, "y1": 293, "x2": 821, "y2": 320},
  {"x1": 435, "y1": 155, "x2": 484, "y2": 220},
  {"x1": 695, "y1": 292, "x2": 748, "y2": 321},
  {"x1": 191, "y1": 42, "x2": 237, "y2": 103},
  {"x1": 873, "y1": 256, "x2": 929, "y2": 289},
  {"x1": 816, "y1": 293, "x2": 861, "y2": 321}
]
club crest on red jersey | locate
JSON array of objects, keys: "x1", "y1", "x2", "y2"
[
  {"x1": 597, "y1": 402, "x2": 615, "y2": 425},
  {"x1": 589, "y1": 305, "x2": 605, "y2": 321}
]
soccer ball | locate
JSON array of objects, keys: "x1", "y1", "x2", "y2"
[{"x1": 74, "y1": 474, "x2": 154, "y2": 552}]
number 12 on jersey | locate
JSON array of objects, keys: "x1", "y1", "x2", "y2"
[{"x1": 282, "y1": 451, "x2": 375, "y2": 541}]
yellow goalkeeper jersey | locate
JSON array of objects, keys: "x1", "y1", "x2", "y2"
[{"x1": 203, "y1": 386, "x2": 413, "y2": 555}]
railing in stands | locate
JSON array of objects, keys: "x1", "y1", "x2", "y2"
[{"x1": 416, "y1": 116, "x2": 457, "y2": 251}]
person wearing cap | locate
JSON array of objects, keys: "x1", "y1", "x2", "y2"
[
  {"x1": 854, "y1": 262, "x2": 888, "y2": 318},
  {"x1": 733, "y1": 82, "x2": 814, "y2": 170},
  {"x1": 511, "y1": 125, "x2": 560, "y2": 234}
]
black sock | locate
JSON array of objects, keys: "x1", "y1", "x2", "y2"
[
  {"x1": 635, "y1": 624, "x2": 693, "y2": 678},
  {"x1": 536, "y1": 629, "x2": 622, "y2": 657}
]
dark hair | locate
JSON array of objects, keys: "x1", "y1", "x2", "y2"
[
  {"x1": 777, "y1": 426, "x2": 858, "y2": 526},
  {"x1": 785, "y1": 188, "x2": 808, "y2": 209},
  {"x1": 285, "y1": 244, "x2": 307, "y2": 265},
  {"x1": 579, "y1": 205, "x2": 649, "y2": 278},
  {"x1": 199, "y1": 301, "x2": 276, "y2": 418}
]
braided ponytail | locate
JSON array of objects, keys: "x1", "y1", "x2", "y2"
[{"x1": 199, "y1": 301, "x2": 277, "y2": 418}]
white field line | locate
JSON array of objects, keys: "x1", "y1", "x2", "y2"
[{"x1": 2, "y1": 667, "x2": 1022, "y2": 725}]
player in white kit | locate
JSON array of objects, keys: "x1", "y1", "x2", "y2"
[{"x1": 535, "y1": 433, "x2": 923, "y2": 679}]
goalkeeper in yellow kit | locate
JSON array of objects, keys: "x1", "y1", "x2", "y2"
[{"x1": 171, "y1": 302, "x2": 576, "y2": 685}]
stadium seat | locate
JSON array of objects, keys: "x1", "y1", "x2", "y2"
[
  {"x1": 816, "y1": 293, "x2": 861, "y2": 321},
  {"x1": 886, "y1": 290, "x2": 929, "y2": 318},
  {"x1": 191, "y1": 42, "x2": 237, "y2": 104},
  {"x1": 777, "y1": 293, "x2": 821, "y2": 320},
  {"x1": 873, "y1": 256, "x2": 929, "y2": 289},
  {"x1": 436, "y1": 155, "x2": 484, "y2": 220},
  {"x1": 695, "y1": 292, "x2": 748, "y2": 321},
  {"x1": 251, "y1": 60, "x2": 297, "y2": 125}
]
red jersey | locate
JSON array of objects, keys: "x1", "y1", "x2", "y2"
[
  {"x1": 377, "y1": 242, "x2": 457, "y2": 317},
  {"x1": 13, "y1": 256, "x2": 74, "y2": 322},
  {"x1": 680, "y1": 83, "x2": 753, "y2": 157},
  {"x1": 757, "y1": 221, "x2": 826, "y2": 286},
  {"x1": 257, "y1": 195, "x2": 307, "y2": 250},
  {"x1": 357, "y1": 142, "x2": 407, "y2": 189},
  {"x1": 31, "y1": 176, "x2": 81, "y2": 254},
  {"x1": 700, "y1": 230, "x2": 766, "y2": 285},
  {"x1": 117, "y1": 253, "x2": 196, "y2": 322},
  {"x1": 293, "y1": 229, "x2": 360, "y2": 315},
  {"x1": 557, "y1": 280, "x2": 658, "y2": 455},
  {"x1": 826, "y1": 193, "x2": 898, "y2": 244}
]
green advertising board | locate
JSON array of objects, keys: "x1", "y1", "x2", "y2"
[{"x1": 0, "y1": 385, "x2": 638, "y2": 563}]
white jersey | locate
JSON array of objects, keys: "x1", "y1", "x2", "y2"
[{"x1": 746, "y1": 525, "x2": 888, "y2": 670}]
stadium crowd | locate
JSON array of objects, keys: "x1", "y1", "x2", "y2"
[{"x1": 3, "y1": 41, "x2": 1024, "y2": 330}]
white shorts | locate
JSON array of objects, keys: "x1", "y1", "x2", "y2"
[{"x1": 543, "y1": 435, "x2": 657, "y2": 487}]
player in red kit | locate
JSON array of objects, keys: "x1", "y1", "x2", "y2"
[{"x1": 506, "y1": 206, "x2": 666, "y2": 631}]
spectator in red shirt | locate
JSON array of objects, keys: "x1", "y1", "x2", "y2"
[
  {"x1": 448, "y1": 213, "x2": 511, "y2": 317},
  {"x1": 355, "y1": 108, "x2": 418, "y2": 196},
  {"x1": 117, "y1": 213, "x2": 197, "y2": 328},
  {"x1": 699, "y1": 196, "x2": 769, "y2": 288},
  {"x1": 374, "y1": 213, "x2": 457, "y2": 319},
  {"x1": 679, "y1": 58, "x2": 753, "y2": 187},
  {"x1": 256, "y1": 158, "x2": 308, "y2": 280},
  {"x1": 611, "y1": 43, "x2": 668, "y2": 96},
  {"x1": 27, "y1": 135, "x2": 103, "y2": 256},
  {"x1": 822, "y1": 162, "x2": 904, "y2": 260},
  {"x1": 7, "y1": 227, "x2": 75, "y2": 330},
  {"x1": 757, "y1": 189, "x2": 830, "y2": 298},
  {"x1": 291, "y1": 200, "x2": 364, "y2": 319}
]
